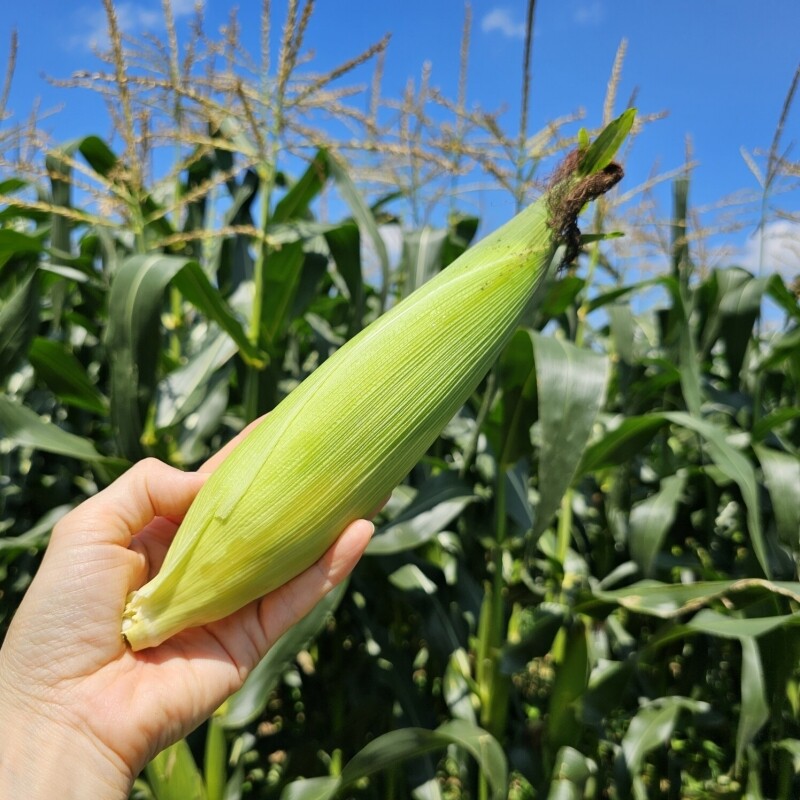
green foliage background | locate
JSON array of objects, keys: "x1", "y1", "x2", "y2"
[{"x1": 1, "y1": 3, "x2": 799, "y2": 798}]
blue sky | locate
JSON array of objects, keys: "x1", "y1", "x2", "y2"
[{"x1": 2, "y1": 1, "x2": 799, "y2": 275}]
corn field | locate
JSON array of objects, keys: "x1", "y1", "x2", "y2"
[{"x1": 1, "y1": 3, "x2": 799, "y2": 798}]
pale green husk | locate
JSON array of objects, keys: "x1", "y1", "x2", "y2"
[{"x1": 121, "y1": 191, "x2": 562, "y2": 650}]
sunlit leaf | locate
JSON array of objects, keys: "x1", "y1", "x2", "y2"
[
  {"x1": 582, "y1": 578, "x2": 800, "y2": 618},
  {"x1": 367, "y1": 473, "x2": 475, "y2": 556},
  {"x1": 144, "y1": 738, "x2": 206, "y2": 800},
  {"x1": 578, "y1": 109, "x2": 636, "y2": 176},
  {"x1": 532, "y1": 333, "x2": 609, "y2": 537}
]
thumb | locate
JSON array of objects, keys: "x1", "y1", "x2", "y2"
[{"x1": 51, "y1": 459, "x2": 209, "y2": 549}]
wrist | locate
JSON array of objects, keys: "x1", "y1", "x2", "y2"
[{"x1": 0, "y1": 699, "x2": 133, "y2": 800}]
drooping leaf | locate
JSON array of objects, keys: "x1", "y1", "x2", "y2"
[
  {"x1": 218, "y1": 582, "x2": 348, "y2": 729},
  {"x1": 144, "y1": 738, "x2": 207, "y2": 800},
  {"x1": 272, "y1": 149, "x2": 330, "y2": 223},
  {"x1": 581, "y1": 578, "x2": 800, "y2": 619},
  {"x1": 0, "y1": 504, "x2": 72, "y2": 554},
  {"x1": 106, "y1": 254, "x2": 264, "y2": 458},
  {"x1": 0, "y1": 271, "x2": 38, "y2": 380},
  {"x1": 326, "y1": 152, "x2": 390, "y2": 311},
  {"x1": 686, "y1": 608, "x2": 796, "y2": 639},
  {"x1": 0, "y1": 229, "x2": 44, "y2": 259},
  {"x1": 716, "y1": 268, "x2": 769, "y2": 382},
  {"x1": 324, "y1": 222, "x2": 364, "y2": 332},
  {"x1": 628, "y1": 471, "x2": 686, "y2": 577},
  {"x1": 577, "y1": 414, "x2": 667, "y2": 475},
  {"x1": 338, "y1": 721, "x2": 506, "y2": 799},
  {"x1": 280, "y1": 721, "x2": 507, "y2": 800},
  {"x1": 0, "y1": 396, "x2": 125, "y2": 469},
  {"x1": 29, "y1": 337, "x2": 108, "y2": 415},
  {"x1": 751, "y1": 407, "x2": 800, "y2": 442},
  {"x1": 367, "y1": 473, "x2": 475, "y2": 556},
  {"x1": 154, "y1": 329, "x2": 238, "y2": 430}
]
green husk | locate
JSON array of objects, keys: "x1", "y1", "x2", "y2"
[{"x1": 121, "y1": 115, "x2": 630, "y2": 650}]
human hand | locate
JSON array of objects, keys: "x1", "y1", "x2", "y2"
[{"x1": 0, "y1": 423, "x2": 374, "y2": 799}]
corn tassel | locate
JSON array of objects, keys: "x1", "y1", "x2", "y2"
[{"x1": 121, "y1": 119, "x2": 628, "y2": 650}]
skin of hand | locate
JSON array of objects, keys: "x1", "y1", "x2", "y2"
[{"x1": 0, "y1": 421, "x2": 374, "y2": 798}]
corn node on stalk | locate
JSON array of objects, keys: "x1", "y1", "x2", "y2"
[{"x1": 121, "y1": 113, "x2": 631, "y2": 650}]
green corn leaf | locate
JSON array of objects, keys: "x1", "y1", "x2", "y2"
[
  {"x1": 754, "y1": 445, "x2": 800, "y2": 548},
  {"x1": 766, "y1": 273, "x2": 800, "y2": 322},
  {"x1": 29, "y1": 336, "x2": 108, "y2": 415},
  {"x1": 280, "y1": 722, "x2": 506, "y2": 800},
  {"x1": 547, "y1": 621, "x2": 590, "y2": 756},
  {"x1": 272, "y1": 149, "x2": 330, "y2": 223},
  {"x1": 326, "y1": 152, "x2": 390, "y2": 311},
  {"x1": 664, "y1": 411, "x2": 768, "y2": 577},
  {"x1": 578, "y1": 108, "x2": 636, "y2": 176},
  {"x1": 154, "y1": 329, "x2": 238, "y2": 431},
  {"x1": 77, "y1": 135, "x2": 119, "y2": 178},
  {"x1": 400, "y1": 226, "x2": 448, "y2": 297},
  {"x1": 0, "y1": 228, "x2": 45, "y2": 259},
  {"x1": 144, "y1": 738, "x2": 207, "y2": 800},
  {"x1": 621, "y1": 697, "x2": 709, "y2": 776},
  {"x1": 0, "y1": 396, "x2": 126, "y2": 469},
  {"x1": 577, "y1": 414, "x2": 667, "y2": 475},
  {"x1": 106, "y1": 253, "x2": 265, "y2": 459},
  {"x1": 324, "y1": 222, "x2": 364, "y2": 333},
  {"x1": 368, "y1": 474, "x2": 475, "y2": 556},
  {"x1": 217, "y1": 582, "x2": 348, "y2": 729},
  {"x1": 581, "y1": 578, "x2": 800, "y2": 618},
  {"x1": 532, "y1": 332, "x2": 609, "y2": 537},
  {"x1": 751, "y1": 407, "x2": 800, "y2": 442},
  {"x1": 737, "y1": 636, "x2": 769, "y2": 766},
  {"x1": 628, "y1": 471, "x2": 686, "y2": 577},
  {"x1": 0, "y1": 271, "x2": 38, "y2": 380}
]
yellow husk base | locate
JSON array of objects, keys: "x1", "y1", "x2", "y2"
[{"x1": 122, "y1": 194, "x2": 560, "y2": 650}]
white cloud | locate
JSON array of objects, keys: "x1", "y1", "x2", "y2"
[
  {"x1": 481, "y1": 8, "x2": 526, "y2": 39},
  {"x1": 738, "y1": 220, "x2": 800, "y2": 277},
  {"x1": 573, "y1": 1, "x2": 604, "y2": 26},
  {"x1": 70, "y1": 1, "x2": 196, "y2": 52}
]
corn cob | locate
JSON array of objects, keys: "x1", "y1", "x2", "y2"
[{"x1": 121, "y1": 116, "x2": 629, "y2": 650}]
